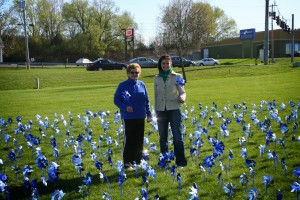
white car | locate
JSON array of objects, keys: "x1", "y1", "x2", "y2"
[
  {"x1": 195, "y1": 58, "x2": 220, "y2": 66},
  {"x1": 76, "y1": 58, "x2": 92, "y2": 66}
]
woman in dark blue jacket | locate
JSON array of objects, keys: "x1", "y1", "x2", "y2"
[{"x1": 114, "y1": 63, "x2": 152, "y2": 170}]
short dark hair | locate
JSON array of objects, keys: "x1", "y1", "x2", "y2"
[{"x1": 158, "y1": 54, "x2": 171, "y2": 72}]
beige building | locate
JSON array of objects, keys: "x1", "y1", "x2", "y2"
[{"x1": 201, "y1": 29, "x2": 300, "y2": 59}]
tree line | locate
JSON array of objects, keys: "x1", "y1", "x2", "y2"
[{"x1": 0, "y1": 0, "x2": 238, "y2": 63}]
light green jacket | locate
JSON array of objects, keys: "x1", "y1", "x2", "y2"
[{"x1": 154, "y1": 71, "x2": 186, "y2": 111}]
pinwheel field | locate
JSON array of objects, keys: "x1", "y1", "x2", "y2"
[{"x1": 1, "y1": 58, "x2": 300, "y2": 200}]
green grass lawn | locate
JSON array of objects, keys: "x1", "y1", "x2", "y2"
[{"x1": 0, "y1": 58, "x2": 300, "y2": 199}]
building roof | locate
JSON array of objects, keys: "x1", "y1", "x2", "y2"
[{"x1": 203, "y1": 29, "x2": 300, "y2": 48}]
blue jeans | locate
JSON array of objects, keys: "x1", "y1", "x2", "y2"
[{"x1": 156, "y1": 109, "x2": 187, "y2": 166}]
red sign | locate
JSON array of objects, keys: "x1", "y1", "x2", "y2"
[{"x1": 126, "y1": 29, "x2": 133, "y2": 37}]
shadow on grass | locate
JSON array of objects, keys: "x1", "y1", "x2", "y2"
[{"x1": 7, "y1": 170, "x2": 121, "y2": 200}]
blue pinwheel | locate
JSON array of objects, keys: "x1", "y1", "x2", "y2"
[
  {"x1": 16, "y1": 116, "x2": 22, "y2": 123},
  {"x1": 7, "y1": 117, "x2": 13, "y2": 126},
  {"x1": 294, "y1": 167, "x2": 300, "y2": 182},
  {"x1": 72, "y1": 154, "x2": 84, "y2": 176},
  {"x1": 118, "y1": 173, "x2": 126, "y2": 196},
  {"x1": 145, "y1": 165, "x2": 157, "y2": 184},
  {"x1": 0, "y1": 172, "x2": 9, "y2": 195},
  {"x1": 8, "y1": 149, "x2": 16, "y2": 167},
  {"x1": 36, "y1": 153, "x2": 48, "y2": 176},
  {"x1": 249, "y1": 167, "x2": 256, "y2": 188},
  {"x1": 218, "y1": 172, "x2": 223, "y2": 190},
  {"x1": 240, "y1": 148, "x2": 247, "y2": 160},
  {"x1": 223, "y1": 182, "x2": 236, "y2": 200},
  {"x1": 258, "y1": 145, "x2": 265, "y2": 160},
  {"x1": 213, "y1": 141, "x2": 225, "y2": 158},
  {"x1": 267, "y1": 150, "x2": 278, "y2": 170},
  {"x1": 291, "y1": 182, "x2": 300, "y2": 200},
  {"x1": 245, "y1": 159, "x2": 256, "y2": 168},
  {"x1": 228, "y1": 149, "x2": 233, "y2": 170},
  {"x1": 289, "y1": 100, "x2": 295, "y2": 108},
  {"x1": 177, "y1": 173, "x2": 182, "y2": 195},
  {"x1": 176, "y1": 76, "x2": 185, "y2": 87},
  {"x1": 99, "y1": 171, "x2": 112, "y2": 191},
  {"x1": 281, "y1": 158, "x2": 287, "y2": 177},
  {"x1": 31, "y1": 178, "x2": 40, "y2": 200},
  {"x1": 158, "y1": 152, "x2": 174, "y2": 174},
  {"x1": 247, "y1": 188, "x2": 259, "y2": 200},
  {"x1": 170, "y1": 165, "x2": 176, "y2": 184},
  {"x1": 102, "y1": 191, "x2": 112, "y2": 200},
  {"x1": 240, "y1": 173, "x2": 248, "y2": 193},
  {"x1": 280, "y1": 123, "x2": 288, "y2": 134},
  {"x1": 48, "y1": 162, "x2": 60, "y2": 183},
  {"x1": 190, "y1": 146, "x2": 197, "y2": 160},
  {"x1": 140, "y1": 188, "x2": 148, "y2": 200},
  {"x1": 203, "y1": 155, "x2": 215, "y2": 175},
  {"x1": 4, "y1": 134, "x2": 11, "y2": 147},
  {"x1": 262, "y1": 175, "x2": 273, "y2": 194},
  {"x1": 22, "y1": 165, "x2": 33, "y2": 177},
  {"x1": 277, "y1": 190, "x2": 283, "y2": 200},
  {"x1": 78, "y1": 184, "x2": 89, "y2": 199},
  {"x1": 51, "y1": 189, "x2": 65, "y2": 200},
  {"x1": 142, "y1": 175, "x2": 148, "y2": 189},
  {"x1": 82, "y1": 172, "x2": 92, "y2": 188},
  {"x1": 50, "y1": 135, "x2": 57, "y2": 148},
  {"x1": 95, "y1": 160, "x2": 103, "y2": 170},
  {"x1": 188, "y1": 182, "x2": 198, "y2": 200},
  {"x1": 121, "y1": 90, "x2": 131, "y2": 104}
]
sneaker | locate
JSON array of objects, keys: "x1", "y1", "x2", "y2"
[
  {"x1": 124, "y1": 162, "x2": 133, "y2": 169},
  {"x1": 135, "y1": 164, "x2": 141, "y2": 168},
  {"x1": 176, "y1": 163, "x2": 187, "y2": 169},
  {"x1": 125, "y1": 166, "x2": 135, "y2": 171}
]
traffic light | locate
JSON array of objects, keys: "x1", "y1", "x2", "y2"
[
  {"x1": 276, "y1": 16, "x2": 280, "y2": 25},
  {"x1": 272, "y1": 12, "x2": 276, "y2": 20},
  {"x1": 284, "y1": 25, "x2": 291, "y2": 34},
  {"x1": 280, "y1": 21, "x2": 285, "y2": 29}
]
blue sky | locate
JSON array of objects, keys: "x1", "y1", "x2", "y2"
[{"x1": 114, "y1": 0, "x2": 299, "y2": 45}]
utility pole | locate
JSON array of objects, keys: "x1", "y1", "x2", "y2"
[
  {"x1": 271, "y1": 4, "x2": 276, "y2": 63},
  {"x1": 19, "y1": 0, "x2": 30, "y2": 70},
  {"x1": 291, "y1": 14, "x2": 295, "y2": 63},
  {"x1": 122, "y1": 29, "x2": 127, "y2": 61},
  {"x1": 264, "y1": 0, "x2": 269, "y2": 65}
]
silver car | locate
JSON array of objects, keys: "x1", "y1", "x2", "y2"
[
  {"x1": 195, "y1": 58, "x2": 220, "y2": 66},
  {"x1": 128, "y1": 57, "x2": 158, "y2": 68}
]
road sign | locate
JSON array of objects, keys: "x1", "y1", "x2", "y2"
[{"x1": 240, "y1": 28, "x2": 256, "y2": 40}]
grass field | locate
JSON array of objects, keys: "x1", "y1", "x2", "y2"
[{"x1": 0, "y1": 58, "x2": 300, "y2": 199}]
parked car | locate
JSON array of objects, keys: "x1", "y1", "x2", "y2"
[
  {"x1": 86, "y1": 59, "x2": 127, "y2": 71},
  {"x1": 286, "y1": 51, "x2": 300, "y2": 57},
  {"x1": 171, "y1": 56, "x2": 195, "y2": 67},
  {"x1": 195, "y1": 58, "x2": 220, "y2": 66},
  {"x1": 127, "y1": 57, "x2": 158, "y2": 68},
  {"x1": 76, "y1": 58, "x2": 92, "y2": 66}
]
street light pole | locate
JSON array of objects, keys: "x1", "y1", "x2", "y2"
[
  {"x1": 121, "y1": 29, "x2": 127, "y2": 61},
  {"x1": 264, "y1": 0, "x2": 269, "y2": 65},
  {"x1": 19, "y1": 0, "x2": 30, "y2": 70}
]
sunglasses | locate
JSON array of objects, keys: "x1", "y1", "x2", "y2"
[{"x1": 130, "y1": 71, "x2": 139, "y2": 74}]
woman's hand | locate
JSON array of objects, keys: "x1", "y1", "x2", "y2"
[
  {"x1": 126, "y1": 106, "x2": 133, "y2": 112},
  {"x1": 178, "y1": 96, "x2": 185, "y2": 103},
  {"x1": 147, "y1": 116, "x2": 152, "y2": 123}
]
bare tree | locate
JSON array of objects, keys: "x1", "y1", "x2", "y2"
[
  {"x1": 155, "y1": 0, "x2": 238, "y2": 81},
  {"x1": 157, "y1": 0, "x2": 211, "y2": 81}
]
